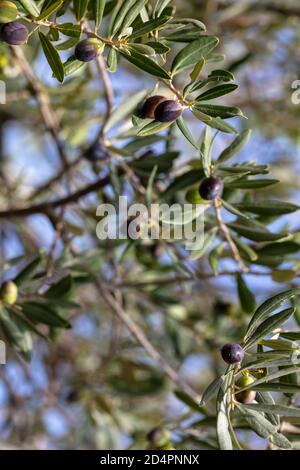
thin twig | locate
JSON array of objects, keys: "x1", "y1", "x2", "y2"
[
  {"x1": 0, "y1": 173, "x2": 112, "y2": 218},
  {"x1": 96, "y1": 278, "x2": 199, "y2": 400},
  {"x1": 213, "y1": 199, "x2": 249, "y2": 273},
  {"x1": 11, "y1": 46, "x2": 69, "y2": 171},
  {"x1": 95, "y1": 55, "x2": 114, "y2": 130},
  {"x1": 115, "y1": 269, "x2": 281, "y2": 289},
  {"x1": 30, "y1": 156, "x2": 82, "y2": 200}
]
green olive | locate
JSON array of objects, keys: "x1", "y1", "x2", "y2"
[
  {"x1": 235, "y1": 374, "x2": 256, "y2": 404},
  {"x1": 0, "y1": 280, "x2": 18, "y2": 305}
]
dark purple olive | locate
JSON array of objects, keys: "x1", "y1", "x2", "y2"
[
  {"x1": 1, "y1": 21, "x2": 28, "y2": 45},
  {"x1": 140, "y1": 95, "x2": 167, "y2": 119},
  {"x1": 154, "y1": 100, "x2": 182, "y2": 122},
  {"x1": 199, "y1": 176, "x2": 224, "y2": 200},
  {"x1": 221, "y1": 343, "x2": 244, "y2": 364},
  {"x1": 85, "y1": 141, "x2": 109, "y2": 162},
  {"x1": 75, "y1": 39, "x2": 103, "y2": 62}
]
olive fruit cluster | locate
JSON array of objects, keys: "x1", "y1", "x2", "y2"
[
  {"x1": 140, "y1": 95, "x2": 182, "y2": 122},
  {"x1": 0, "y1": 280, "x2": 18, "y2": 305},
  {"x1": 1, "y1": 21, "x2": 28, "y2": 45},
  {"x1": 221, "y1": 343, "x2": 244, "y2": 364},
  {"x1": 75, "y1": 39, "x2": 104, "y2": 62},
  {"x1": 198, "y1": 176, "x2": 224, "y2": 201}
]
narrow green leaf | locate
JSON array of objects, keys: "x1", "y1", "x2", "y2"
[
  {"x1": 0, "y1": 307, "x2": 32, "y2": 361},
  {"x1": 270, "y1": 433, "x2": 292, "y2": 449},
  {"x1": 217, "y1": 129, "x2": 251, "y2": 163},
  {"x1": 176, "y1": 116, "x2": 198, "y2": 149},
  {"x1": 234, "y1": 200, "x2": 300, "y2": 216},
  {"x1": 13, "y1": 256, "x2": 41, "y2": 286},
  {"x1": 217, "y1": 370, "x2": 233, "y2": 450},
  {"x1": 237, "y1": 405, "x2": 277, "y2": 439},
  {"x1": 205, "y1": 117, "x2": 238, "y2": 134},
  {"x1": 118, "y1": 0, "x2": 148, "y2": 37},
  {"x1": 93, "y1": 0, "x2": 106, "y2": 29},
  {"x1": 154, "y1": 0, "x2": 172, "y2": 17},
  {"x1": 39, "y1": 32, "x2": 64, "y2": 83},
  {"x1": 130, "y1": 16, "x2": 171, "y2": 39},
  {"x1": 174, "y1": 390, "x2": 205, "y2": 413},
  {"x1": 196, "y1": 83, "x2": 238, "y2": 101},
  {"x1": 280, "y1": 331, "x2": 300, "y2": 341},
  {"x1": 63, "y1": 55, "x2": 86, "y2": 76},
  {"x1": 171, "y1": 36, "x2": 219, "y2": 75},
  {"x1": 225, "y1": 179, "x2": 279, "y2": 189},
  {"x1": 219, "y1": 164, "x2": 269, "y2": 175},
  {"x1": 38, "y1": 0, "x2": 63, "y2": 20},
  {"x1": 244, "y1": 307, "x2": 295, "y2": 350},
  {"x1": 243, "y1": 403, "x2": 300, "y2": 417},
  {"x1": 192, "y1": 103, "x2": 243, "y2": 119},
  {"x1": 163, "y1": 169, "x2": 205, "y2": 200},
  {"x1": 250, "y1": 383, "x2": 300, "y2": 393},
  {"x1": 44, "y1": 275, "x2": 73, "y2": 298},
  {"x1": 18, "y1": 0, "x2": 40, "y2": 17},
  {"x1": 110, "y1": 0, "x2": 137, "y2": 36},
  {"x1": 189, "y1": 227, "x2": 217, "y2": 261},
  {"x1": 200, "y1": 376, "x2": 224, "y2": 406},
  {"x1": 107, "y1": 46, "x2": 118, "y2": 72},
  {"x1": 227, "y1": 222, "x2": 287, "y2": 242},
  {"x1": 190, "y1": 57, "x2": 205, "y2": 81},
  {"x1": 119, "y1": 49, "x2": 171, "y2": 79},
  {"x1": 221, "y1": 199, "x2": 250, "y2": 220},
  {"x1": 147, "y1": 41, "x2": 170, "y2": 54},
  {"x1": 237, "y1": 274, "x2": 256, "y2": 313},
  {"x1": 208, "y1": 242, "x2": 224, "y2": 275},
  {"x1": 200, "y1": 125, "x2": 212, "y2": 177},
  {"x1": 272, "y1": 269, "x2": 297, "y2": 283},
  {"x1": 55, "y1": 23, "x2": 82, "y2": 38},
  {"x1": 73, "y1": 0, "x2": 89, "y2": 21},
  {"x1": 137, "y1": 120, "x2": 172, "y2": 137},
  {"x1": 245, "y1": 288, "x2": 300, "y2": 340},
  {"x1": 231, "y1": 234, "x2": 258, "y2": 262},
  {"x1": 22, "y1": 302, "x2": 70, "y2": 328}
]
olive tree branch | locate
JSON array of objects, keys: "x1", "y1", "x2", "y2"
[
  {"x1": 213, "y1": 199, "x2": 249, "y2": 273},
  {"x1": 95, "y1": 55, "x2": 114, "y2": 130},
  {"x1": 11, "y1": 46, "x2": 69, "y2": 171},
  {"x1": 115, "y1": 269, "x2": 280, "y2": 288},
  {"x1": 95, "y1": 277, "x2": 199, "y2": 400},
  {"x1": 0, "y1": 173, "x2": 112, "y2": 218}
]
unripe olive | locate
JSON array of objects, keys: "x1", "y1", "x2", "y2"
[
  {"x1": 140, "y1": 95, "x2": 167, "y2": 119},
  {"x1": 0, "y1": 1, "x2": 18, "y2": 23},
  {"x1": 1, "y1": 21, "x2": 28, "y2": 45},
  {"x1": 221, "y1": 343, "x2": 244, "y2": 364},
  {"x1": 0, "y1": 280, "x2": 18, "y2": 305},
  {"x1": 198, "y1": 176, "x2": 224, "y2": 201},
  {"x1": 154, "y1": 100, "x2": 182, "y2": 122},
  {"x1": 75, "y1": 39, "x2": 104, "y2": 62},
  {"x1": 147, "y1": 426, "x2": 170, "y2": 448},
  {"x1": 235, "y1": 374, "x2": 256, "y2": 404}
]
